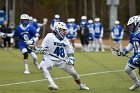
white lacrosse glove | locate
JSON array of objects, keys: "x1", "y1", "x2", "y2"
[
  {"x1": 66, "y1": 56, "x2": 75, "y2": 65},
  {"x1": 39, "y1": 47, "x2": 48, "y2": 54},
  {"x1": 26, "y1": 40, "x2": 34, "y2": 45}
]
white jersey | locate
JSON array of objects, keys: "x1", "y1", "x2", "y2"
[{"x1": 41, "y1": 33, "x2": 74, "y2": 61}]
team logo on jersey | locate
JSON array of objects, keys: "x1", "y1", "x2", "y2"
[{"x1": 54, "y1": 42, "x2": 66, "y2": 47}]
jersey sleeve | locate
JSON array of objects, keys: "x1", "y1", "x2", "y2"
[
  {"x1": 41, "y1": 34, "x2": 50, "y2": 49},
  {"x1": 29, "y1": 26, "x2": 38, "y2": 37},
  {"x1": 65, "y1": 38, "x2": 74, "y2": 54}
]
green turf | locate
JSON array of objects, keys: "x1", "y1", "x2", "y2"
[{"x1": 0, "y1": 48, "x2": 140, "y2": 93}]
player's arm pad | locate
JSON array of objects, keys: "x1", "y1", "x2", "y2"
[{"x1": 125, "y1": 43, "x2": 133, "y2": 52}]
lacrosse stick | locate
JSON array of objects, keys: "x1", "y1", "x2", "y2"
[
  {"x1": 111, "y1": 47, "x2": 131, "y2": 58},
  {"x1": 29, "y1": 46, "x2": 74, "y2": 65}
]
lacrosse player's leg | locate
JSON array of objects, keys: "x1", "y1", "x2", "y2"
[
  {"x1": 30, "y1": 51, "x2": 40, "y2": 69},
  {"x1": 138, "y1": 67, "x2": 140, "y2": 78},
  {"x1": 40, "y1": 59, "x2": 58, "y2": 90},
  {"x1": 99, "y1": 38, "x2": 104, "y2": 52},
  {"x1": 125, "y1": 64, "x2": 140, "y2": 90},
  {"x1": 62, "y1": 65, "x2": 89, "y2": 90},
  {"x1": 94, "y1": 38, "x2": 99, "y2": 52},
  {"x1": 21, "y1": 48, "x2": 30, "y2": 74}
]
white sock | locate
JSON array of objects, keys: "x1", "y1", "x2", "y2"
[
  {"x1": 25, "y1": 64, "x2": 29, "y2": 70},
  {"x1": 42, "y1": 67, "x2": 54, "y2": 84}
]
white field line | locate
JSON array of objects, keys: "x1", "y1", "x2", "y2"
[{"x1": 0, "y1": 70, "x2": 123, "y2": 87}]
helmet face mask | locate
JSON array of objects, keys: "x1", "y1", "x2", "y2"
[
  {"x1": 127, "y1": 23, "x2": 135, "y2": 33},
  {"x1": 20, "y1": 14, "x2": 29, "y2": 27},
  {"x1": 54, "y1": 22, "x2": 67, "y2": 39},
  {"x1": 21, "y1": 19, "x2": 29, "y2": 27}
]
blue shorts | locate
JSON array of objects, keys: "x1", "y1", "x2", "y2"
[
  {"x1": 127, "y1": 54, "x2": 140, "y2": 68},
  {"x1": 67, "y1": 35, "x2": 76, "y2": 40},
  {"x1": 88, "y1": 33, "x2": 94, "y2": 41},
  {"x1": 18, "y1": 42, "x2": 32, "y2": 53}
]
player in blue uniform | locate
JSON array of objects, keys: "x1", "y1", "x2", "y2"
[
  {"x1": 79, "y1": 16, "x2": 89, "y2": 52},
  {"x1": 8, "y1": 14, "x2": 40, "y2": 74},
  {"x1": 87, "y1": 20, "x2": 95, "y2": 51},
  {"x1": 67, "y1": 18, "x2": 79, "y2": 49},
  {"x1": 31, "y1": 18, "x2": 40, "y2": 33},
  {"x1": 118, "y1": 16, "x2": 140, "y2": 90},
  {"x1": 50, "y1": 14, "x2": 60, "y2": 31},
  {"x1": 93, "y1": 18, "x2": 104, "y2": 52},
  {"x1": 111, "y1": 20, "x2": 124, "y2": 50}
]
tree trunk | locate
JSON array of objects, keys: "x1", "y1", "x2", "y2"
[
  {"x1": 64, "y1": 0, "x2": 68, "y2": 19},
  {"x1": 91, "y1": 0, "x2": 96, "y2": 19},
  {"x1": 129, "y1": 0, "x2": 136, "y2": 17},
  {"x1": 84, "y1": 0, "x2": 87, "y2": 16}
]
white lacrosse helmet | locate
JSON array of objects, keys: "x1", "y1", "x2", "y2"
[
  {"x1": 54, "y1": 22, "x2": 67, "y2": 39},
  {"x1": 127, "y1": 15, "x2": 140, "y2": 32},
  {"x1": 95, "y1": 18, "x2": 100, "y2": 21},
  {"x1": 20, "y1": 14, "x2": 29, "y2": 20},
  {"x1": 81, "y1": 16, "x2": 87, "y2": 20},
  {"x1": 67, "y1": 18, "x2": 72, "y2": 23},
  {"x1": 115, "y1": 20, "x2": 120, "y2": 24},
  {"x1": 127, "y1": 15, "x2": 140, "y2": 26},
  {"x1": 33, "y1": 18, "x2": 37, "y2": 22},
  {"x1": 71, "y1": 18, "x2": 75, "y2": 22},
  {"x1": 55, "y1": 14, "x2": 60, "y2": 19},
  {"x1": 20, "y1": 14, "x2": 29, "y2": 27},
  {"x1": 88, "y1": 20, "x2": 93, "y2": 24},
  {"x1": 29, "y1": 16, "x2": 33, "y2": 21}
]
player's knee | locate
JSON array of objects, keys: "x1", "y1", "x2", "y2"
[
  {"x1": 124, "y1": 65, "x2": 132, "y2": 74},
  {"x1": 22, "y1": 48, "x2": 28, "y2": 53},
  {"x1": 23, "y1": 52, "x2": 28, "y2": 59}
]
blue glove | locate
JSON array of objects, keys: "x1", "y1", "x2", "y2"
[
  {"x1": 66, "y1": 57, "x2": 75, "y2": 65},
  {"x1": 133, "y1": 54, "x2": 140, "y2": 64}
]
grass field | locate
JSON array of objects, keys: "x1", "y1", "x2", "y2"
[{"x1": 0, "y1": 48, "x2": 140, "y2": 93}]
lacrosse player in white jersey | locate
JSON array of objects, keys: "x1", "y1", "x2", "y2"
[{"x1": 39, "y1": 22, "x2": 89, "y2": 90}]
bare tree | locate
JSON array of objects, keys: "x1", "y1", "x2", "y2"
[
  {"x1": 84, "y1": 0, "x2": 87, "y2": 16},
  {"x1": 64, "y1": 0, "x2": 68, "y2": 19},
  {"x1": 128, "y1": 0, "x2": 136, "y2": 17},
  {"x1": 91, "y1": 0, "x2": 96, "y2": 19}
]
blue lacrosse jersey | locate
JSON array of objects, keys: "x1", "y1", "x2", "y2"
[
  {"x1": 127, "y1": 32, "x2": 140, "y2": 68},
  {"x1": 14, "y1": 24, "x2": 38, "y2": 52},
  {"x1": 93, "y1": 22, "x2": 104, "y2": 38},
  {"x1": 87, "y1": 24, "x2": 94, "y2": 41},
  {"x1": 31, "y1": 21, "x2": 39, "y2": 30},
  {"x1": 66, "y1": 23, "x2": 78, "y2": 40},
  {"x1": 111, "y1": 25, "x2": 124, "y2": 42}
]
